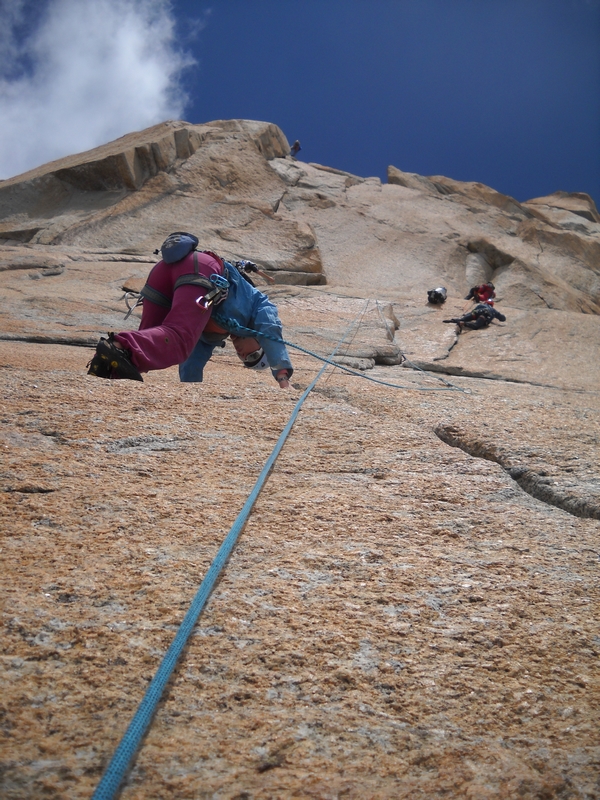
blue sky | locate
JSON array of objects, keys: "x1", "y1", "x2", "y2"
[
  {"x1": 178, "y1": 0, "x2": 600, "y2": 203},
  {"x1": 1, "y1": 0, "x2": 599, "y2": 205}
]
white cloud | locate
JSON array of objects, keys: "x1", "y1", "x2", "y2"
[{"x1": 0, "y1": 0, "x2": 195, "y2": 179}]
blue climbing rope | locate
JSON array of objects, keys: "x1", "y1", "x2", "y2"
[{"x1": 92, "y1": 305, "x2": 368, "y2": 800}]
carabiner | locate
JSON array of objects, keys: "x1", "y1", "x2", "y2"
[
  {"x1": 124, "y1": 291, "x2": 143, "y2": 320},
  {"x1": 196, "y1": 273, "x2": 230, "y2": 309}
]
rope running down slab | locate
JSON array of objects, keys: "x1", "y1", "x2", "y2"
[{"x1": 91, "y1": 304, "x2": 369, "y2": 800}]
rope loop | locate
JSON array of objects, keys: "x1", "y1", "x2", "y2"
[{"x1": 212, "y1": 312, "x2": 465, "y2": 393}]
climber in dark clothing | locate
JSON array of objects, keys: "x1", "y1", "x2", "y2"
[{"x1": 443, "y1": 303, "x2": 506, "y2": 332}]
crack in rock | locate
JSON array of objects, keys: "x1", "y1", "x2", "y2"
[
  {"x1": 0, "y1": 334, "x2": 96, "y2": 347},
  {"x1": 5, "y1": 484, "x2": 55, "y2": 494},
  {"x1": 409, "y1": 361, "x2": 562, "y2": 389},
  {"x1": 106, "y1": 435, "x2": 188, "y2": 453},
  {"x1": 434, "y1": 425, "x2": 600, "y2": 520},
  {"x1": 433, "y1": 332, "x2": 460, "y2": 360}
]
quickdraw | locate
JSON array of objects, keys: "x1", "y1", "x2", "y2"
[{"x1": 196, "y1": 274, "x2": 230, "y2": 310}]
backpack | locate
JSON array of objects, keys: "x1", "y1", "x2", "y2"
[{"x1": 427, "y1": 287, "x2": 447, "y2": 304}]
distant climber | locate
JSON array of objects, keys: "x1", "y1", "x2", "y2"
[
  {"x1": 443, "y1": 302, "x2": 506, "y2": 332},
  {"x1": 465, "y1": 282, "x2": 495, "y2": 304},
  {"x1": 290, "y1": 140, "x2": 301, "y2": 157},
  {"x1": 427, "y1": 287, "x2": 447, "y2": 305},
  {"x1": 86, "y1": 232, "x2": 293, "y2": 388}
]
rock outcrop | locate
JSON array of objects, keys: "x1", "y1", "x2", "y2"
[
  {"x1": 2, "y1": 118, "x2": 599, "y2": 383},
  {"x1": 386, "y1": 166, "x2": 600, "y2": 314},
  {"x1": 0, "y1": 119, "x2": 324, "y2": 283}
]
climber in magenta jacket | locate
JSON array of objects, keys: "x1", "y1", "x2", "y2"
[{"x1": 86, "y1": 232, "x2": 292, "y2": 388}]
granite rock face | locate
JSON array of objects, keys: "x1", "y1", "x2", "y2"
[
  {"x1": 1, "y1": 120, "x2": 599, "y2": 799},
  {"x1": 2, "y1": 118, "x2": 599, "y2": 386},
  {"x1": 0, "y1": 120, "x2": 324, "y2": 282}
]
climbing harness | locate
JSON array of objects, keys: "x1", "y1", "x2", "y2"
[
  {"x1": 91, "y1": 307, "x2": 366, "y2": 800},
  {"x1": 124, "y1": 252, "x2": 228, "y2": 320}
]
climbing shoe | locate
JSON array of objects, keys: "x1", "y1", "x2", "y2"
[{"x1": 87, "y1": 333, "x2": 143, "y2": 381}]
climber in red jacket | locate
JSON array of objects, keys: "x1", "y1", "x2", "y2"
[{"x1": 465, "y1": 282, "x2": 496, "y2": 304}]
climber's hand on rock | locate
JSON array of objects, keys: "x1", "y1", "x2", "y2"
[{"x1": 276, "y1": 370, "x2": 290, "y2": 389}]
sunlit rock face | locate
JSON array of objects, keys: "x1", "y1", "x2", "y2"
[
  {"x1": 0, "y1": 120, "x2": 323, "y2": 282},
  {"x1": 2, "y1": 119, "x2": 598, "y2": 308},
  {"x1": 5, "y1": 117, "x2": 598, "y2": 387},
  {"x1": 1, "y1": 120, "x2": 600, "y2": 799}
]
